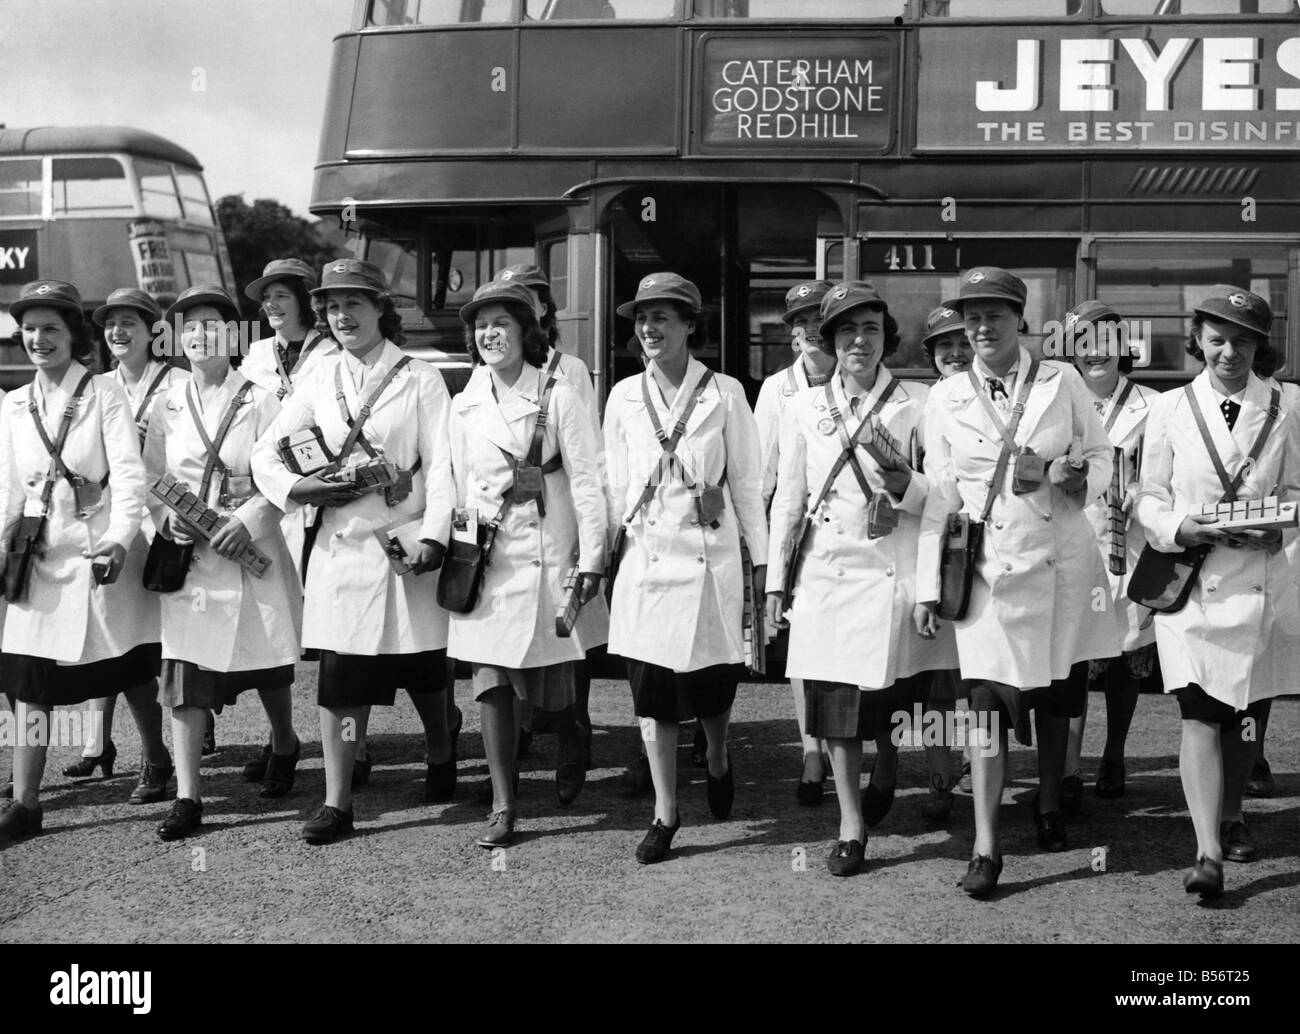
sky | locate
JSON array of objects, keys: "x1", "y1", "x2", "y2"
[{"x1": 0, "y1": 0, "x2": 355, "y2": 219}]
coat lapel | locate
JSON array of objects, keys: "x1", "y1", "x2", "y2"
[
  {"x1": 364, "y1": 341, "x2": 414, "y2": 419},
  {"x1": 1015, "y1": 353, "x2": 1064, "y2": 441},
  {"x1": 495, "y1": 365, "x2": 543, "y2": 455},
  {"x1": 681, "y1": 359, "x2": 719, "y2": 437},
  {"x1": 459, "y1": 370, "x2": 524, "y2": 456},
  {"x1": 1102, "y1": 376, "x2": 1151, "y2": 448},
  {"x1": 1232, "y1": 373, "x2": 1278, "y2": 477}
]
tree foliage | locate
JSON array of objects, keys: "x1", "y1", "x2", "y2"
[{"x1": 216, "y1": 195, "x2": 337, "y2": 318}]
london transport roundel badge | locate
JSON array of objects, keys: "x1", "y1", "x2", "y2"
[
  {"x1": 968, "y1": 272, "x2": 986, "y2": 284},
  {"x1": 796, "y1": 285, "x2": 811, "y2": 298},
  {"x1": 333, "y1": 262, "x2": 348, "y2": 273},
  {"x1": 1065, "y1": 312, "x2": 1079, "y2": 326},
  {"x1": 501, "y1": 270, "x2": 514, "y2": 280},
  {"x1": 641, "y1": 277, "x2": 656, "y2": 290},
  {"x1": 941, "y1": 308, "x2": 955, "y2": 319},
  {"x1": 817, "y1": 418, "x2": 835, "y2": 436},
  {"x1": 1229, "y1": 293, "x2": 1248, "y2": 308},
  {"x1": 832, "y1": 286, "x2": 848, "y2": 300},
  {"x1": 35, "y1": 284, "x2": 52, "y2": 294}
]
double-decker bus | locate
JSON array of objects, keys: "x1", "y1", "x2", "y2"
[
  {"x1": 313, "y1": 0, "x2": 1300, "y2": 404},
  {"x1": 0, "y1": 125, "x2": 233, "y2": 386}
]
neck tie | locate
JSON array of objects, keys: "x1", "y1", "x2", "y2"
[
  {"x1": 849, "y1": 395, "x2": 861, "y2": 418},
  {"x1": 987, "y1": 377, "x2": 1008, "y2": 403},
  {"x1": 1221, "y1": 398, "x2": 1240, "y2": 431}
]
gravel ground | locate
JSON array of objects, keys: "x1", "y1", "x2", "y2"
[{"x1": 2, "y1": 672, "x2": 1297, "y2": 944}]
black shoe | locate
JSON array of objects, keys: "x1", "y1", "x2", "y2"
[
  {"x1": 63, "y1": 740, "x2": 117, "y2": 779},
  {"x1": 1059, "y1": 774, "x2": 1084, "y2": 814},
  {"x1": 706, "y1": 752, "x2": 734, "y2": 819},
  {"x1": 961, "y1": 854, "x2": 1003, "y2": 898},
  {"x1": 351, "y1": 754, "x2": 374, "y2": 790},
  {"x1": 242, "y1": 744, "x2": 271, "y2": 783},
  {"x1": 516, "y1": 728, "x2": 533, "y2": 760},
  {"x1": 1220, "y1": 820, "x2": 1257, "y2": 863},
  {"x1": 635, "y1": 814, "x2": 680, "y2": 864},
  {"x1": 827, "y1": 839, "x2": 865, "y2": 877},
  {"x1": 1, "y1": 773, "x2": 11, "y2": 800},
  {"x1": 157, "y1": 798, "x2": 203, "y2": 841},
  {"x1": 302, "y1": 804, "x2": 354, "y2": 844},
  {"x1": 861, "y1": 783, "x2": 895, "y2": 828},
  {"x1": 920, "y1": 787, "x2": 955, "y2": 824},
  {"x1": 1184, "y1": 856, "x2": 1224, "y2": 899},
  {"x1": 260, "y1": 738, "x2": 301, "y2": 799},
  {"x1": 1245, "y1": 757, "x2": 1275, "y2": 798},
  {"x1": 618, "y1": 753, "x2": 651, "y2": 798},
  {"x1": 691, "y1": 726, "x2": 708, "y2": 769},
  {"x1": 0, "y1": 799, "x2": 43, "y2": 845},
  {"x1": 1096, "y1": 758, "x2": 1126, "y2": 799},
  {"x1": 129, "y1": 760, "x2": 174, "y2": 805},
  {"x1": 201, "y1": 711, "x2": 217, "y2": 757},
  {"x1": 1032, "y1": 793, "x2": 1068, "y2": 852},
  {"x1": 796, "y1": 776, "x2": 826, "y2": 807}
]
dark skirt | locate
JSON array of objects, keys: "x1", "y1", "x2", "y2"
[
  {"x1": 1175, "y1": 683, "x2": 1267, "y2": 730},
  {"x1": 965, "y1": 660, "x2": 1089, "y2": 742},
  {"x1": 472, "y1": 661, "x2": 574, "y2": 710},
  {"x1": 159, "y1": 661, "x2": 294, "y2": 713},
  {"x1": 805, "y1": 670, "x2": 930, "y2": 740},
  {"x1": 317, "y1": 648, "x2": 448, "y2": 708},
  {"x1": 627, "y1": 660, "x2": 742, "y2": 723},
  {"x1": 2, "y1": 643, "x2": 161, "y2": 708}
]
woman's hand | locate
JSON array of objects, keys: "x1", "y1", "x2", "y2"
[
  {"x1": 1226, "y1": 527, "x2": 1284, "y2": 554},
  {"x1": 1048, "y1": 455, "x2": 1089, "y2": 495},
  {"x1": 166, "y1": 513, "x2": 195, "y2": 547},
  {"x1": 411, "y1": 540, "x2": 446, "y2": 575},
  {"x1": 211, "y1": 517, "x2": 251, "y2": 559},
  {"x1": 1175, "y1": 513, "x2": 1225, "y2": 548},
  {"x1": 881, "y1": 467, "x2": 912, "y2": 499},
  {"x1": 576, "y1": 571, "x2": 602, "y2": 604},
  {"x1": 914, "y1": 600, "x2": 941, "y2": 639},
  {"x1": 83, "y1": 541, "x2": 127, "y2": 585},
  {"x1": 289, "y1": 471, "x2": 364, "y2": 508},
  {"x1": 765, "y1": 592, "x2": 788, "y2": 632}
]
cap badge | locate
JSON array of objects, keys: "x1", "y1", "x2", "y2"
[
  {"x1": 968, "y1": 272, "x2": 986, "y2": 284},
  {"x1": 333, "y1": 262, "x2": 348, "y2": 273},
  {"x1": 640, "y1": 277, "x2": 656, "y2": 290},
  {"x1": 796, "y1": 285, "x2": 811, "y2": 298},
  {"x1": 832, "y1": 286, "x2": 848, "y2": 300},
  {"x1": 501, "y1": 270, "x2": 514, "y2": 280},
  {"x1": 941, "y1": 308, "x2": 955, "y2": 319},
  {"x1": 35, "y1": 284, "x2": 52, "y2": 295},
  {"x1": 1065, "y1": 312, "x2": 1079, "y2": 327},
  {"x1": 1229, "y1": 293, "x2": 1248, "y2": 308}
]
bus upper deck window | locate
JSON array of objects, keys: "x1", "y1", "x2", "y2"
[
  {"x1": 923, "y1": 0, "x2": 1082, "y2": 15},
  {"x1": 694, "y1": 0, "x2": 903, "y2": 16},
  {"x1": 526, "y1": 0, "x2": 678, "y2": 17},
  {"x1": 370, "y1": 0, "x2": 514, "y2": 24},
  {"x1": 1100, "y1": 1, "x2": 1297, "y2": 13},
  {"x1": 174, "y1": 169, "x2": 216, "y2": 227},
  {"x1": 0, "y1": 159, "x2": 42, "y2": 219},
  {"x1": 50, "y1": 157, "x2": 134, "y2": 217},
  {"x1": 136, "y1": 159, "x2": 183, "y2": 221}
]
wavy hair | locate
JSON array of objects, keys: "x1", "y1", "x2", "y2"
[{"x1": 463, "y1": 299, "x2": 549, "y2": 368}]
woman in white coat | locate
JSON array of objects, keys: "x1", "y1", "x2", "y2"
[
  {"x1": 252, "y1": 259, "x2": 457, "y2": 845},
  {"x1": 766, "y1": 282, "x2": 958, "y2": 876},
  {"x1": 604, "y1": 272, "x2": 768, "y2": 864},
  {"x1": 1061, "y1": 301, "x2": 1159, "y2": 807},
  {"x1": 753, "y1": 279, "x2": 835, "y2": 805},
  {"x1": 450, "y1": 279, "x2": 606, "y2": 848},
  {"x1": 143, "y1": 285, "x2": 304, "y2": 840},
  {"x1": 915, "y1": 267, "x2": 1116, "y2": 898},
  {"x1": 0, "y1": 280, "x2": 172, "y2": 844},
  {"x1": 1134, "y1": 286, "x2": 1300, "y2": 899},
  {"x1": 486, "y1": 263, "x2": 608, "y2": 770},
  {"x1": 59, "y1": 288, "x2": 189, "y2": 781}
]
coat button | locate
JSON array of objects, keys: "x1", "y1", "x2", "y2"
[
  {"x1": 994, "y1": 521, "x2": 1004, "y2": 530},
  {"x1": 478, "y1": 481, "x2": 488, "y2": 492},
  {"x1": 885, "y1": 567, "x2": 894, "y2": 577},
  {"x1": 1252, "y1": 584, "x2": 1263, "y2": 592},
  {"x1": 531, "y1": 559, "x2": 541, "y2": 567},
  {"x1": 650, "y1": 555, "x2": 659, "y2": 563},
  {"x1": 1046, "y1": 558, "x2": 1055, "y2": 566},
  {"x1": 690, "y1": 519, "x2": 699, "y2": 527},
  {"x1": 334, "y1": 531, "x2": 343, "y2": 539},
  {"x1": 1043, "y1": 514, "x2": 1052, "y2": 522},
  {"x1": 696, "y1": 555, "x2": 705, "y2": 564},
  {"x1": 528, "y1": 521, "x2": 538, "y2": 528},
  {"x1": 836, "y1": 568, "x2": 845, "y2": 577},
  {"x1": 1002, "y1": 562, "x2": 1012, "y2": 571},
  {"x1": 648, "y1": 518, "x2": 657, "y2": 526},
  {"x1": 1207, "y1": 585, "x2": 1217, "y2": 593}
]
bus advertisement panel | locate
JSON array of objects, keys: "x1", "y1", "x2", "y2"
[{"x1": 916, "y1": 23, "x2": 1300, "y2": 151}]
